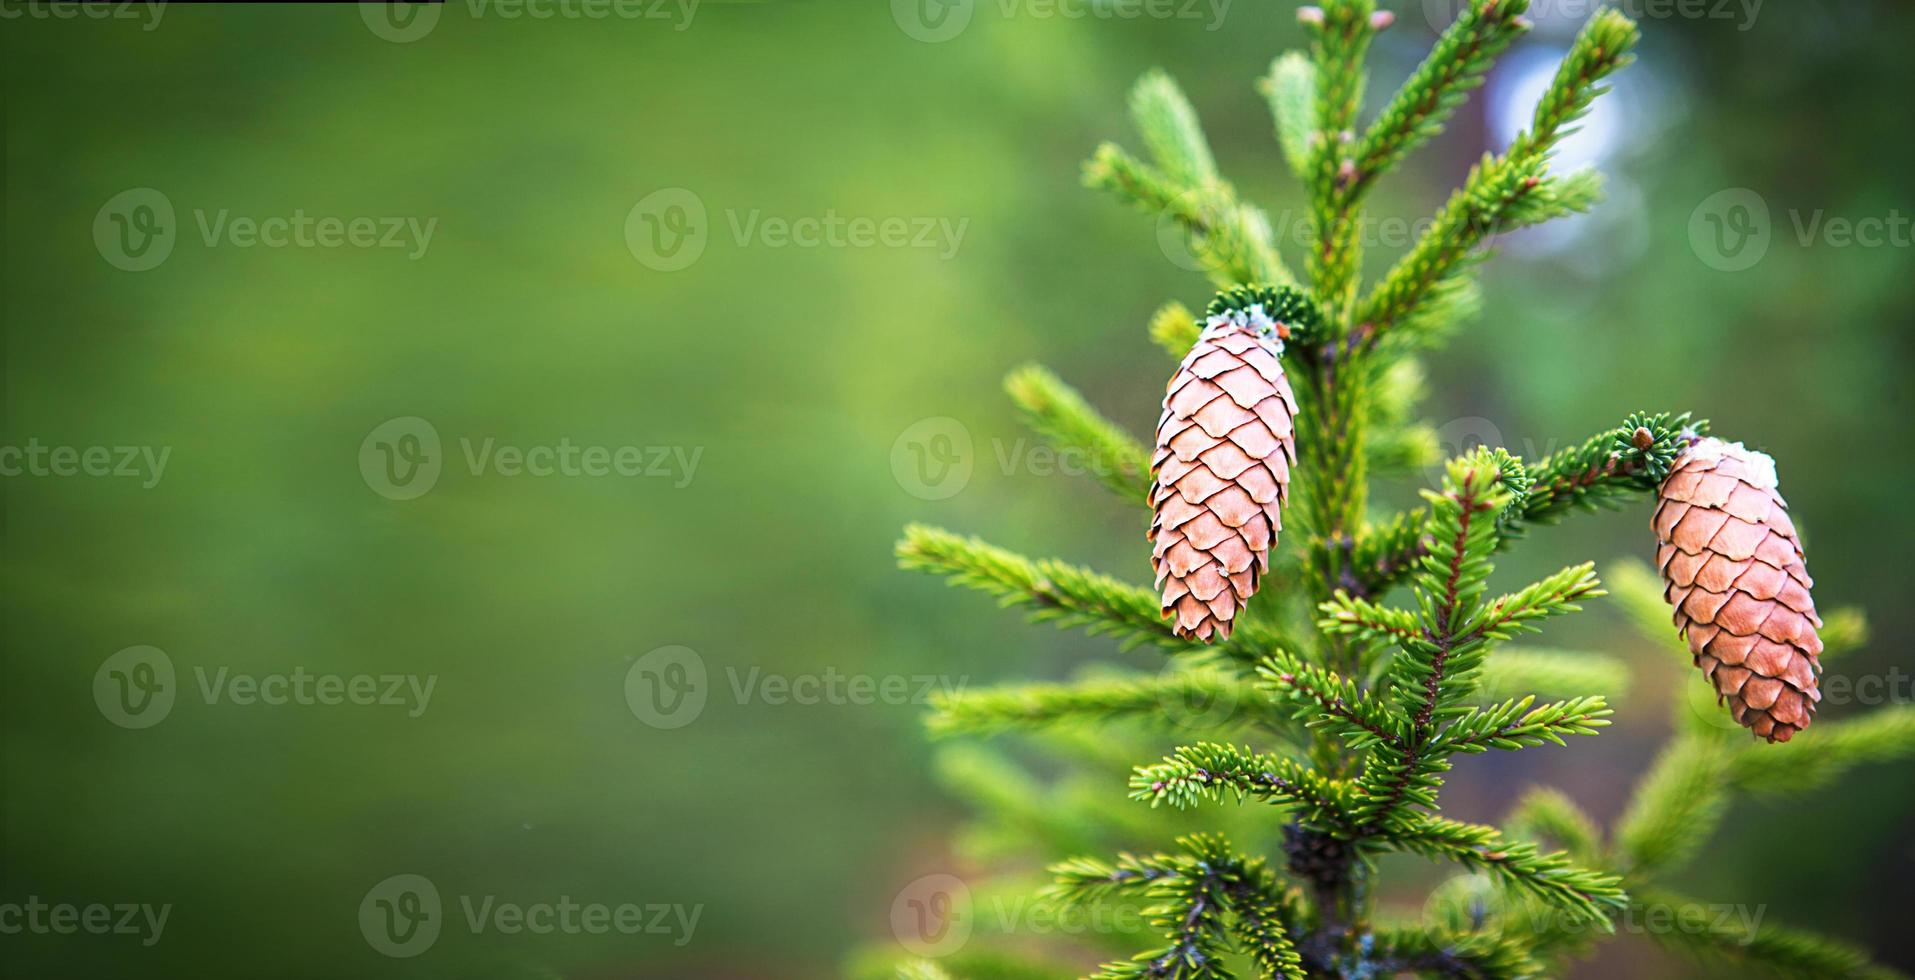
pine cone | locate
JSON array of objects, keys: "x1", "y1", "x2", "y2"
[
  {"x1": 1653, "y1": 438, "x2": 1822, "y2": 742},
  {"x1": 1150, "y1": 291, "x2": 1305, "y2": 641}
]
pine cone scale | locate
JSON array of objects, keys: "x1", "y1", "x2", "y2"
[{"x1": 1653, "y1": 438, "x2": 1823, "y2": 742}]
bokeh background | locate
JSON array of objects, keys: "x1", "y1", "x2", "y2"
[{"x1": 4, "y1": 1, "x2": 1912, "y2": 977}]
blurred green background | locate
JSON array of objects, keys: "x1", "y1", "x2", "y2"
[{"x1": 3, "y1": 1, "x2": 1911, "y2": 977}]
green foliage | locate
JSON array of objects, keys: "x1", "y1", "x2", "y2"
[
  {"x1": 1050, "y1": 836, "x2": 1305, "y2": 980},
  {"x1": 1504, "y1": 787, "x2": 1601, "y2": 863},
  {"x1": 1726, "y1": 706, "x2": 1915, "y2": 796},
  {"x1": 1258, "y1": 53, "x2": 1315, "y2": 181},
  {"x1": 1005, "y1": 365, "x2": 1152, "y2": 503},
  {"x1": 928, "y1": 667, "x2": 1274, "y2": 738},
  {"x1": 898, "y1": 524, "x2": 1289, "y2": 664},
  {"x1": 887, "y1": 2, "x2": 1907, "y2": 977},
  {"x1": 1473, "y1": 647, "x2": 1630, "y2": 702},
  {"x1": 1355, "y1": 411, "x2": 1704, "y2": 597},
  {"x1": 1350, "y1": 0, "x2": 1531, "y2": 201},
  {"x1": 1150, "y1": 301, "x2": 1202, "y2": 359},
  {"x1": 1356, "y1": 9, "x2": 1639, "y2": 347},
  {"x1": 1634, "y1": 887, "x2": 1910, "y2": 980},
  {"x1": 1615, "y1": 736, "x2": 1731, "y2": 877},
  {"x1": 1387, "y1": 814, "x2": 1624, "y2": 926}
]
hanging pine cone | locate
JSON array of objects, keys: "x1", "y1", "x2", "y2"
[
  {"x1": 1653, "y1": 437, "x2": 1822, "y2": 742},
  {"x1": 1150, "y1": 287, "x2": 1313, "y2": 642}
]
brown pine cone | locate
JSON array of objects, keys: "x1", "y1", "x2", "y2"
[
  {"x1": 1653, "y1": 438, "x2": 1822, "y2": 742},
  {"x1": 1150, "y1": 301, "x2": 1300, "y2": 642}
]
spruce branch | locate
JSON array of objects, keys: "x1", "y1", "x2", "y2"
[
  {"x1": 1725, "y1": 706, "x2": 1915, "y2": 796},
  {"x1": 1259, "y1": 52, "x2": 1316, "y2": 181},
  {"x1": 1355, "y1": 10, "x2": 1640, "y2": 346},
  {"x1": 1004, "y1": 364, "x2": 1152, "y2": 503},
  {"x1": 1130, "y1": 70, "x2": 1221, "y2": 189},
  {"x1": 1397, "y1": 451, "x2": 1511, "y2": 726},
  {"x1": 1475, "y1": 647, "x2": 1630, "y2": 702},
  {"x1": 926, "y1": 668, "x2": 1276, "y2": 738},
  {"x1": 1049, "y1": 852, "x2": 1190, "y2": 904},
  {"x1": 1071, "y1": 835, "x2": 1307, "y2": 980},
  {"x1": 1149, "y1": 301, "x2": 1201, "y2": 359},
  {"x1": 899, "y1": 524, "x2": 1173, "y2": 648},
  {"x1": 1634, "y1": 887, "x2": 1910, "y2": 980},
  {"x1": 1085, "y1": 144, "x2": 1292, "y2": 290},
  {"x1": 1367, "y1": 927, "x2": 1547, "y2": 980},
  {"x1": 1504, "y1": 787, "x2": 1601, "y2": 864},
  {"x1": 1430, "y1": 695, "x2": 1612, "y2": 754},
  {"x1": 1318, "y1": 591, "x2": 1422, "y2": 649},
  {"x1": 1614, "y1": 736, "x2": 1731, "y2": 877},
  {"x1": 1354, "y1": 412, "x2": 1700, "y2": 596},
  {"x1": 1386, "y1": 816, "x2": 1626, "y2": 928},
  {"x1": 1348, "y1": 0, "x2": 1531, "y2": 202},
  {"x1": 897, "y1": 525, "x2": 1285, "y2": 663},
  {"x1": 1302, "y1": 0, "x2": 1382, "y2": 318},
  {"x1": 1462, "y1": 563, "x2": 1603, "y2": 651},
  {"x1": 1130, "y1": 742, "x2": 1352, "y2": 829},
  {"x1": 1258, "y1": 652, "x2": 1401, "y2": 752},
  {"x1": 1096, "y1": 870, "x2": 1235, "y2": 979}
]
